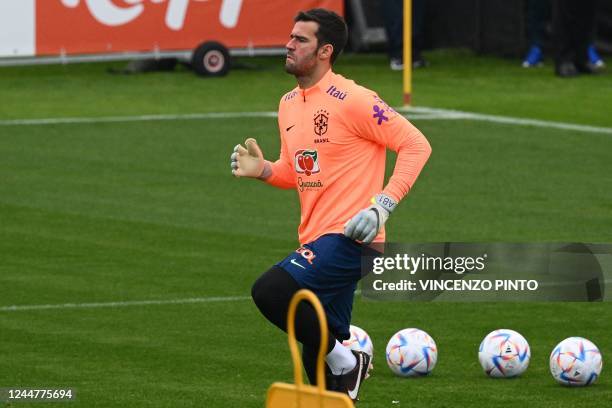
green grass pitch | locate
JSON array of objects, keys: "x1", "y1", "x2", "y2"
[{"x1": 0, "y1": 51, "x2": 611, "y2": 407}]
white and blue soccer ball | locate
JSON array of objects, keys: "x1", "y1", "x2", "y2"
[
  {"x1": 385, "y1": 328, "x2": 438, "y2": 377},
  {"x1": 342, "y1": 325, "x2": 374, "y2": 359},
  {"x1": 550, "y1": 337, "x2": 603, "y2": 386},
  {"x1": 478, "y1": 329, "x2": 530, "y2": 378}
]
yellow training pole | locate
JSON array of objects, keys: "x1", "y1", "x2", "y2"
[{"x1": 403, "y1": 0, "x2": 412, "y2": 106}]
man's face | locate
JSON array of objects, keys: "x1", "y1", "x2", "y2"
[{"x1": 285, "y1": 21, "x2": 320, "y2": 76}]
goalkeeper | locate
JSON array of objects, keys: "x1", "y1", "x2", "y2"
[{"x1": 230, "y1": 8, "x2": 431, "y2": 402}]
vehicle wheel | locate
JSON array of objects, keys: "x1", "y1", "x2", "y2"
[{"x1": 191, "y1": 42, "x2": 230, "y2": 77}]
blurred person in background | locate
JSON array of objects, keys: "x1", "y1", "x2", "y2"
[
  {"x1": 522, "y1": 0, "x2": 552, "y2": 67},
  {"x1": 522, "y1": 0, "x2": 605, "y2": 74},
  {"x1": 381, "y1": 0, "x2": 427, "y2": 70},
  {"x1": 553, "y1": 0, "x2": 605, "y2": 76}
]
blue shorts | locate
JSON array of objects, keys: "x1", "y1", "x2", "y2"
[{"x1": 277, "y1": 233, "x2": 363, "y2": 340}]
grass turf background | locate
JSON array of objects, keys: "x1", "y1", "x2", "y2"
[{"x1": 1, "y1": 50, "x2": 611, "y2": 407}]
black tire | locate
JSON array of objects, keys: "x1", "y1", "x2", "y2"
[{"x1": 191, "y1": 42, "x2": 230, "y2": 77}]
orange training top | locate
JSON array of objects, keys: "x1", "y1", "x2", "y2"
[{"x1": 264, "y1": 69, "x2": 431, "y2": 245}]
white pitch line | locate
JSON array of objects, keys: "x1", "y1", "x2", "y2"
[
  {"x1": 0, "y1": 296, "x2": 251, "y2": 312},
  {"x1": 0, "y1": 111, "x2": 278, "y2": 126},
  {"x1": 1, "y1": 107, "x2": 611, "y2": 135},
  {"x1": 0, "y1": 285, "x2": 607, "y2": 311},
  {"x1": 0, "y1": 289, "x2": 363, "y2": 313},
  {"x1": 402, "y1": 106, "x2": 612, "y2": 135}
]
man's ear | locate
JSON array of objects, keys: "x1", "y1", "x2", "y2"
[{"x1": 318, "y1": 44, "x2": 334, "y2": 61}]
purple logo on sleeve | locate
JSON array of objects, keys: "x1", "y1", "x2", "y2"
[{"x1": 373, "y1": 105, "x2": 389, "y2": 125}]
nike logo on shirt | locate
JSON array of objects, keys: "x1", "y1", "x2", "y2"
[
  {"x1": 286, "y1": 125, "x2": 295, "y2": 131},
  {"x1": 290, "y1": 259, "x2": 306, "y2": 269}
]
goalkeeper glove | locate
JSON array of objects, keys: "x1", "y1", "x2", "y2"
[
  {"x1": 231, "y1": 138, "x2": 265, "y2": 178},
  {"x1": 344, "y1": 194, "x2": 397, "y2": 244}
]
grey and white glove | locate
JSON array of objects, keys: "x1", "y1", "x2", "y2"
[
  {"x1": 344, "y1": 194, "x2": 397, "y2": 244},
  {"x1": 231, "y1": 138, "x2": 265, "y2": 178}
]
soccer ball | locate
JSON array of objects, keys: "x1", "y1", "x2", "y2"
[
  {"x1": 385, "y1": 328, "x2": 437, "y2": 377},
  {"x1": 342, "y1": 325, "x2": 374, "y2": 359},
  {"x1": 550, "y1": 337, "x2": 603, "y2": 386},
  {"x1": 478, "y1": 329, "x2": 530, "y2": 378}
]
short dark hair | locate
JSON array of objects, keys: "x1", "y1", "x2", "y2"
[{"x1": 295, "y1": 8, "x2": 348, "y2": 64}]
